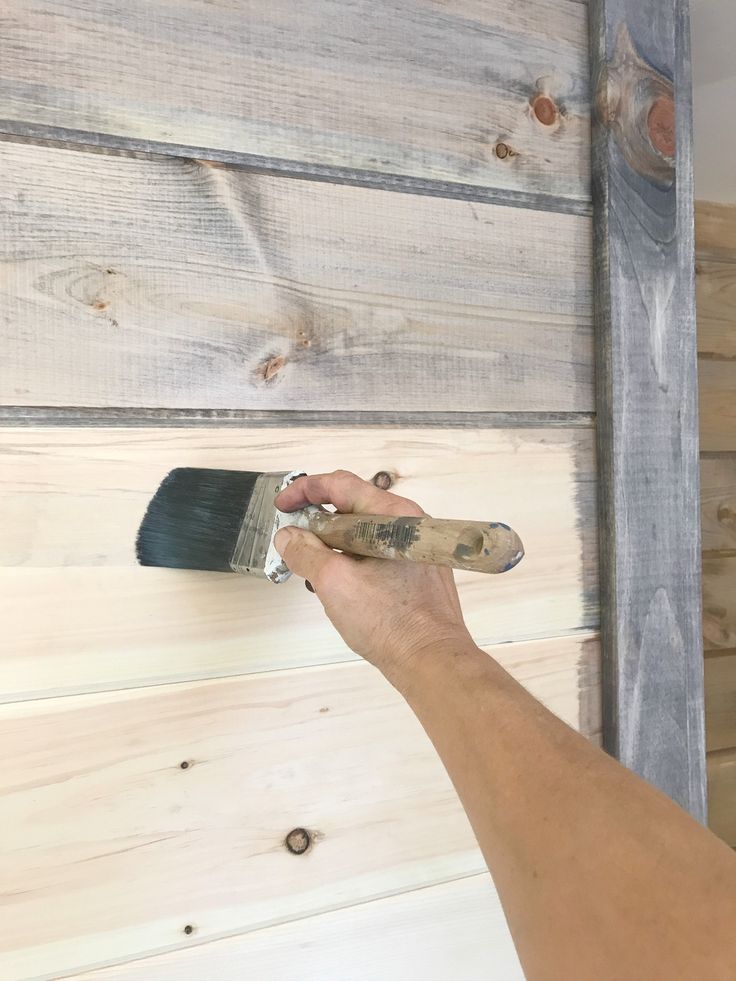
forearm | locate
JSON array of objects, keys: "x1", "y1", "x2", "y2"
[{"x1": 395, "y1": 638, "x2": 736, "y2": 981}]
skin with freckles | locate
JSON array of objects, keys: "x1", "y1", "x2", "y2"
[{"x1": 275, "y1": 470, "x2": 736, "y2": 981}]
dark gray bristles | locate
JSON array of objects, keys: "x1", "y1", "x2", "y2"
[{"x1": 136, "y1": 468, "x2": 259, "y2": 571}]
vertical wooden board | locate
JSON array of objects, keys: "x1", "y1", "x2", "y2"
[
  {"x1": 704, "y1": 653, "x2": 736, "y2": 752},
  {"x1": 695, "y1": 200, "x2": 736, "y2": 260},
  {"x1": 1, "y1": 0, "x2": 591, "y2": 201},
  {"x1": 700, "y1": 457, "x2": 736, "y2": 553},
  {"x1": 0, "y1": 426, "x2": 598, "y2": 699},
  {"x1": 702, "y1": 556, "x2": 736, "y2": 652},
  {"x1": 588, "y1": 0, "x2": 706, "y2": 815},
  {"x1": 0, "y1": 656, "x2": 599, "y2": 979},
  {"x1": 707, "y1": 750, "x2": 736, "y2": 847},
  {"x1": 67, "y1": 875, "x2": 524, "y2": 981},
  {"x1": 0, "y1": 142, "x2": 594, "y2": 411},
  {"x1": 696, "y1": 259, "x2": 736, "y2": 358},
  {"x1": 699, "y1": 359, "x2": 736, "y2": 451}
]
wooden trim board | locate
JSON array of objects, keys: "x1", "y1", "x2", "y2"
[
  {"x1": 0, "y1": 142, "x2": 593, "y2": 413},
  {"x1": 0, "y1": 653, "x2": 598, "y2": 979},
  {"x1": 0, "y1": 426, "x2": 598, "y2": 700},
  {"x1": 588, "y1": 0, "x2": 706, "y2": 816},
  {"x1": 0, "y1": 0, "x2": 590, "y2": 203}
]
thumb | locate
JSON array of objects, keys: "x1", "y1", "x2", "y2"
[{"x1": 274, "y1": 526, "x2": 334, "y2": 585}]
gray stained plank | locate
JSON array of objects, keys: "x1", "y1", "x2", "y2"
[
  {"x1": 0, "y1": 142, "x2": 594, "y2": 413},
  {"x1": 588, "y1": 1, "x2": 706, "y2": 817},
  {"x1": 0, "y1": 0, "x2": 590, "y2": 203}
]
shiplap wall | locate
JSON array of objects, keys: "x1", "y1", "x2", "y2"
[
  {"x1": 697, "y1": 201, "x2": 736, "y2": 849},
  {"x1": 0, "y1": 2, "x2": 598, "y2": 978}
]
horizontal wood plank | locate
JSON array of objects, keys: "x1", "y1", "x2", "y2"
[
  {"x1": 0, "y1": 143, "x2": 593, "y2": 413},
  {"x1": 702, "y1": 555, "x2": 736, "y2": 652},
  {"x1": 696, "y1": 259, "x2": 736, "y2": 359},
  {"x1": 0, "y1": 654, "x2": 597, "y2": 978},
  {"x1": 700, "y1": 456, "x2": 736, "y2": 554},
  {"x1": 708, "y1": 749, "x2": 736, "y2": 847},
  {"x1": 699, "y1": 359, "x2": 736, "y2": 452},
  {"x1": 1, "y1": 0, "x2": 590, "y2": 201},
  {"x1": 704, "y1": 653, "x2": 736, "y2": 753},
  {"x1": 0, "y1": 426, "x2": 598, "y2": 700},
  {"x1": 68, "y1": 874, "x2": 523, "y2": 981},
  {"x1": 695, "y1": 200, "x2": 736, "y2": 261}
]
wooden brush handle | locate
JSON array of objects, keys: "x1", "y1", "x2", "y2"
[{"x1": 304, "y1": 511, "x2": 524, "y2": 574}]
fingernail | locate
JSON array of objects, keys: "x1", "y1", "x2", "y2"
[
  {"x1": 305, "y1": 580, "x2": 315, "y2": 593},
  {"x1": 274, "y1": 526, "x2": 295, "y2": 555}
]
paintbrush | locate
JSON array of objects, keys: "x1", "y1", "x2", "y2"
[{"x1": 136, "y1": 469, "x2": 524, "y2": 584}]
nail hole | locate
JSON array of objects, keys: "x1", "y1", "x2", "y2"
[
  {"x1": 285, "y1": 827, "x2": 312, "y2": 855},
  {"x1": 180, "y1": 760, "x2": 190, "y2": 770},
  {"x1": 183, "y1": 924, "x2": 194, "y2": 935}
]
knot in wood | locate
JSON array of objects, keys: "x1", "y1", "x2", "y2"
[
  {"x1": 531, "y1": 94, "x2": 558, "y2": 126},
  {"x1": 495, "y1": 142, "x2": 509, "y2": 159},
  {"x1": 285, "y1": 827, "x2": 312, "y2": 855},
  {"x1": 371, "y1": 471, "x2": 394, "y2": 490},
  {"x1": 647, "y1": 95, "x2": 675, "y2": 158}
]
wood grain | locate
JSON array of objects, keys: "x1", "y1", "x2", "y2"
[
  {"x1": 700, "y1": 457, "x2": 736, "y2": 554},
  {"x1": 0, "y1": 142, "x2": 594, "y2": 413},
  {"x1": 695, "y1": 200, "x2": 736, "y2": 261},
  {"x1": 704, "y1": 653, "x2": 736, "y2": 752},
  {"x1": 707, "y1": 749, "x2": 736, "y2": 847},
  {"x1": 1, "y1": 0, "x2": 590, "y2": 202},
  {"x1": 696, "y1": 259, "x2": 736, "y2": 359},
  {"x1": 0, "y1": 426, "x2": 598, "y2": 700},
  {"x1": 67, "y1": 874, "x2": 524, "y2": 981},
  {"x1": 702, "y1": 556, "x2": 736, "y2": 653},
  {"x1": 0, "y1": 654, "x2": 598, "y2": 979},
  {"x1": 588, "y1": 4, "x2": 706, "y2": 816},
  {"x1": 699, "y1": 359, "x2": 736, "y2": 452}
]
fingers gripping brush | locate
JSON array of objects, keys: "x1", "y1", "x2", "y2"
[{"x1": 136, "y1": 469, "x2": 524, "y2": 583}]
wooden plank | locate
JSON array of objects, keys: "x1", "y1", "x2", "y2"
[
  {"x1": 0, "y1": 655, "x2": 598, "y2": 979},
  {"x1": 707, "y1": 749, "x2": 736, "y2": 847},
  {"x1": 700, "y1": 456, "x2": 736, "y2": 554},
  {"x1": 699, "y1": 359, "x2": 736, "y2": 451},
  {"x1": 0, "y1": 142, "x2": 594, "y2": 413},
  {"x1": 702, "y1": 556, "x2": 736, "y2": 652},
  {"x1": 588, "y1": 1, "x2": 706, "y2": 816},
  {"x1": 695, "y1": 200, "x2": 736, "y2": 260},
  {"x1": 67, "y1": 874, "x2": 524, "y2": 981},
  {"x1": 0, "y1": 426, "x2": 598, "y2": 700},
  {"x1": 696, "y1": 259, "x2": 736, "y2": 359},
  {"x1": 704, "y1": 653, "x2": 736, "y2": 753},
  {"x1": 0, "y1": 0, "x2": 590, "y2": 202}
]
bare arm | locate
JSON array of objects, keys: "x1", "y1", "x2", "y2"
[{"x1": 275, "y1": 471, "x2": 736, "y2": 981}]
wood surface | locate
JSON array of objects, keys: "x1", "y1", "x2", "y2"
[
  {"x1": 695, "y1": 200, "x2": 736, "y2": 260},
  {"x1": 696, "y1": 259, "x2": 736, "y2": 358},
  {"x1": 0, "y1": 651, "x2": 598, "y2": 979},
  {"x1": 0, "y1": 426, "x2": 598, "y2": 701},
  {"x1": 700, "y1": 457, "x2": 736, "y2": 554},
  {"x1": 707, "y1": 750, "x2": 736, "y2": 847},
  {"x1": 67, "y1": 874, "x2": 524, "y2": 981},
  {"x1": 0, "y1": 0, "x2": 590, "y2": 203},
  {"x1": 699, "y1": 360, "x2": 736, "y2": 452},
  {"x1": 588, "y1": 2, "x2": 705, "y2": 816},
  {"x1": 702, "y1": 556, "x2": 736, "y2": 653},
  {"x1": 704, "y1": 653, "x2": 736, "y2": 753},
  {"x1": 0, "y1": 142, "x2": 594, "y2": 413}
]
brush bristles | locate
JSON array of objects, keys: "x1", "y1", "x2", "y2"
[{"x1": 136, "y1": 468, "x2": 259, "y2": 571}]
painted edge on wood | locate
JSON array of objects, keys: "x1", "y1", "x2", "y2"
[
  {"x1": 588, "y1": 0, "x2": 707, "y2": 818},
  {"x1": 0, "y1": 407, "x2": 597, "y2": 429},
  {"x1": 0, "y1": 124, "x2": 593, "y2": 218}
]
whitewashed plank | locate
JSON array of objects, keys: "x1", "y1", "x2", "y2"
[
  {"x1": 0, "y1": 426, "x2": 598, "y2": 699},
  {"x1": 0, "y1": 653, "x2": 597, "y2": 979},
  {"x1": 0, "y1": 142, "x2": 593, "y2": 412},
  {"x1": 1, "y1": 0, "x2": 590, "y2": 201},
  {"x1": 67, "y1": 875, "x2": 524, "y2": 981}
]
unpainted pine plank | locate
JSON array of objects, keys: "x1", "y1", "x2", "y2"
[
  {"x1": 704, "y1": 652, "x2": 736, "y2": 753},
  {"x1": 700, "y1": 456, "x2": 736, "y2": 554},
  {"x1": 1, "y1": 0, "x2": 590, "y2": 201},
  {"x1": 0, "y1": 426, "x2": 598, "y2": 700},
  {"x1": 67, "y1": 874, "x2": 523, "y2": 981},
  {"x1": 699, "y1": 359, "x2": 736, "y2": 452},
  {"x1": 0, "y1": 142, "x2": 593, "y2": 413},
  {"x1": 696, "y1": 259, "x2": 736, "y2": 359},
  {"x1": 702, "y1": 555, "x2": 736, "y2": 652},
  {"x1": 695, "y1": 200, "x2": 736, "y2": 261},
  {"x1": 0, "y1": 653, "x2": 598, "y2": 979},
  {"x1": 707, "y1": 749, "x2": 736, "y2": 847},
  {"x1": 588, "y1": 3, "x2": 705, "y2": 816}
]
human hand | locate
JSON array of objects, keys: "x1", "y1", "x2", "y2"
[{"x1": 274, "y1": 470, "x2": 475, "y2": 688}]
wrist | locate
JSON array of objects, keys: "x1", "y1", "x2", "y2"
[{"x1": 382, "y1": 627, "x2": 483, "y2": 699}]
